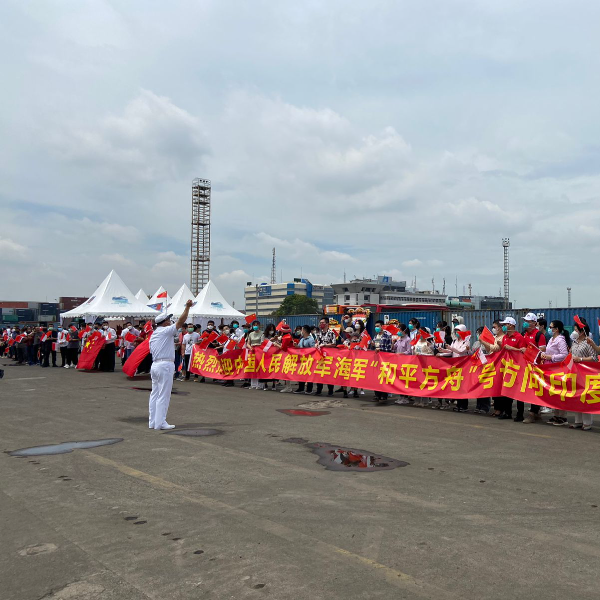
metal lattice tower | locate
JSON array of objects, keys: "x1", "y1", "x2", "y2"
[
  {"x1": 270, "y1": 248, "x2": 276, "y2": 285},
  {"x1": 502, "y1": 238, "x2": 510, "y2": 309},
  {"x1": 190, "y1": 178, "x2": 211, "y2": 295},
  {"x1": 567, "y1": 287, "x2": 572, "y2": 308}
]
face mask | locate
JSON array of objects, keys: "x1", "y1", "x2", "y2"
[
  {"x1": 571, "y1": 331, "x2": 580, "y2": 341},
  {"x1": 253, "y1": 325, "x2": 259, "y2": 331},
  {"x1": 58, "y1": 327, "x2": 62, "y2": 331},
  {"x1": 502, "y1": 326, "x2": 508, "y2": 333},
  {"x1": 547, "y1": 328, "x2": 553, "y2": 335},
  {"x1": 207, "y1": 325, "x2": 214, "y2": 330},
  {"x1": 223, "y1": 329, "x2": 230, "y2": 335},
  {"x1": 178, "y1": 328, "x2": 183, "y2": 332},
  {"x1": 188, "y1": 327, "x2": 194, "y2": 332},
  {"x1": 374, "y1": 326, "x2": 381, "y2": 333},
  {"x1": 48, "y1": 328, "x2": 53, "y2": 331},
  {"x1": 398, "y1": 331, "x2": 404, "y2": 337},
  {"x1": 435, "y1": 328, "x2": 440, "y2": 332},
  {"x1": 408, "y1": 324, "x2": 414, "y2": 330},
  {"x1": 492, "y1": 327, "x2": 498, "y2": 335},
  {"x1": 232, "y1": 323, "x2": 239, "y2": 329},
  {"x1": 355, "y1": 325, "x2": 361, "y2": 331},
  {"x1": 522, "y1": 322, "x2": 529, "y2": 329},
  {"x1": 243, "y1": 328, "x2": 249, "y2": 333}
]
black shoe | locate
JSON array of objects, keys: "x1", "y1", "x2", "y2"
[
  {"x1": 200, "y1": 377, "x2": 205, "y2": 383},
  {"x1": 498, "y1": 414, "x2": 512, "y2": 420},
  {"x1": 334, "y1": 388, "x2": 344, "y2": 393},
  {"x1": 293, "y1": 390, "x2": 304, "y2": 394},
  {"x1": 224, "y1": 382, "x2": 234, "y2": 387},
  {"x1": 353, "y1": 392, "x2": 359, "y2": 398},
  {"x1": 314, "y1": 392, "x2": 322, "y2": 396},
  {"x1": 343, "y1": 392, "x2": 348, "y2": 398},
  {"x1": 514, "y1": 415, "x2": 524, "y2": 422},
  {"x1": 327, "y1": 393, "x2": 334, "y2": 397},
  {"x1": 241, "y1": 383, "x2": 250, "y2": 388}
]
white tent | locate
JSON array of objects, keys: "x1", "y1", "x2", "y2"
[
  {"x1": 60, "y1": 270, "x2": 160, "y2": 322},
  {"x1": 164, "y1": 283, "x2": 196, "y2": 318},
  {"x1": 188, "y1": 280, "x2": 245, "y2": 323},
  {"x1": 134, "y1": 288, "x2": 149, "y2": 301},
  {"x1": 147, "y1": 286, "x2": 170, "y2": 311}
]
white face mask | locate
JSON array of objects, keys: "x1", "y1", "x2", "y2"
[
  {"x1": 207, "y1": 325, "x2": 214, "y2": 330},
  {"x1": 492, "y1": 327, "x2": 498, "y2": 335},
  {"x1": 571, "y1": 331, "x2": 580, "y2": 341}
]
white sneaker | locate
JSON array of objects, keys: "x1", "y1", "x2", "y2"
[
  {"x1": 63, "y1": 365, "x2": 69, "y2": 369},
  {"x1": 160, "y1": 423, "x2": 175, "y2": 430}
]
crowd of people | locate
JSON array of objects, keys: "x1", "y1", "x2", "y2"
[{"x1": 3, "y1": 311, "x2": 598, "y2": 431}]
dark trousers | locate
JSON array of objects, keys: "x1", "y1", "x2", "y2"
[
  {"x1": 27, "y1": 346, "x2": 34, "y2": 365},
  {"x1": 67, "y1": 347, "x2": 78, "y2": 366},
  {"x1": 529, "y1": 404, "x2": 540, "y2": 414},
  {"x1": 476, "y1": 397, "x2": 491, "y2": 412},
  {"x1": 184, "y1": 354, "x2": 192, "y2": 380},
  {"x1": 16, "y1": 347, "x2": 26, "y2": 363},
  {"x1": 457, "y1": 398, "x2": 468, "y2": 410},
  {"x1": 297, "y1": 381, "x2": 313, "y2": 393},
  {"x1": 375, "y1": 391, "x2": 389, "y2": 401},
  {"x1": 33, "y1": 344, "x2": 40, "y2": 364},
  {"x1": 100, "y1": 344, "x2": 115, "y2": 371},
  {"x1": 316, "y1": 383, "x2": 334, "y2": 395},
  {"x1": 60, "y1": 347, "x2": 67, "y2": 366},
  {"x1": 43, "y1": 350, "x2": 56, "y2": 367},
  {"x1": 494, "y1": 396, "x2": 512, "y2": 416}
]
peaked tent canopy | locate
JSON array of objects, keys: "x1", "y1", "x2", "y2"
[
  {"x1": 188, "y1": 280, "x2": 245, "y2": 320},
  {"x1": 60, "y1": 270, "x2": 160, "y2": 321},
  {"x1": 134, "y1": 288, "x2": 149, "y2": 301},
  {"x1": 148, "y1": 286, "x2": 170, "y2": 311},
  {"x1": 165, "y1": 283, "x2": 196, "y2": 318}
]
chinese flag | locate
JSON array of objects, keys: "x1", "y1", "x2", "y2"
[
  {"x1": 216, "y1": 334, "x2": 229, "y2": 345},
  {"x1": 76, "y1": 331, "x2": 105, "y2": 370},
  {"x1": 40, "y1": 332, "x2": 49, "y2": 343},
  {"x1": 434, "y1": 331, "x2": 445, "y2": 345},
  {"x1": 456, "y1": 330, "x2": 471, "y2": 341},
  {"x1": 122, "y1": 337, "x2": 151, "y2": 377},
  {"x1": 419, "y1": 329, "x2": 433, "y2": 340},
  {"x1": 523, "y1": 343, "x2": 541, "y2": 364},
  {"x1": 358, "y1": 331, "x2": 371, "y2": 349},
  {"x1": 479, "y1": 326, "x2": 495, "y2": 345},
  {"x1": 157, "y1": 291, "x2": 168, "y2": 299},
  {"x1": 244, "y1": 313, "x2": 256, "y2": 324},
  {"x1": 470, "y1": 347, "x2": 488, "y2": 365},
  {"x1": 124, "y1": 332, "x2": 137, "y2": 343},
  {"x1": 143, "y1": 321, "x2": 154, "y2": 335},
  {"x1": 198, "y1": 331, "x2": 218, "y2": 349},
  {"x1": 383, "y1": 324, "x2": 399, "y2": 335},
  {"x1": 275, "y1": 321, "x2": 287, "y2": 331},
  {"x1": 78, "y1": 325, "x2": 91, "y2": 339},
  {"x1": 70, "y1": 325, "x2": 77, "y2": 332},
  {"x1": 260, "y1": 339, "x2": 277, "y2": 354},
  {"x1": 574, "y1": 315, "x2": 585, "y2": 329}
]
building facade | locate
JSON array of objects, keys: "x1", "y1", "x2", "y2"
[
  {"x1": 244, "y1": 279, "x2": 334, "y2": 317},
  {"x1": 331, "y1": 276, "x2": 447, "y2": 306}
]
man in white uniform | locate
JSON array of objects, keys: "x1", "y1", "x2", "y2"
[{"x1": 148, "y1": 300, "x2": 193, "y2": 431}]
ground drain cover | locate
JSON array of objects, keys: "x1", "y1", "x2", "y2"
[
  {"x1": 7, "y1": 439, "x2": 123, "y2": 457},
  {"x1": 162, "y1": 428, "x2": 223, "y2": 437},
  {"x1": 277, "y1": 409, "x2": 330, "y2": 417}
]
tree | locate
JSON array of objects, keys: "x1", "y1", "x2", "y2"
[{"x1": 272, "y1": 295, "x2": 320, "y2": 316}]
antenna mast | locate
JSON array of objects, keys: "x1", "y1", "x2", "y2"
[{"x1": 271, "y1": 248, "x2": 276, "y2": 285}]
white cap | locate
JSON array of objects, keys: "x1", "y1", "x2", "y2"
[
  {"x1": 500, "y1": 317, "x2": 516, "y2": 326},
  {"x1": 154, "y1": 313, "x2": 173, "y2": 325},
  {"x1": 454, "y1": 324, "x2": 467, "y2": 332},
  {"x1": 523, "y1": 312, "x2": 538, "y2": 322}
]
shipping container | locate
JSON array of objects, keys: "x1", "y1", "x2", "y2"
[
  {"x1": 374, "y1": 311, "x2": 446, "y2": 336},
  {"x1": 1, "y1": 315, "x2": 19, "y2": 323},
  {"x1": 0, "y1": 301, "x2": 28, "y2": 309},
  {"x1": 252, "y1": 315, "x2": 322, "y2": 331}
]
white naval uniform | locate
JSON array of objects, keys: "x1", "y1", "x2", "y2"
[{"x1": 148, "y1": 322, "x2": 176, "y2": 430}]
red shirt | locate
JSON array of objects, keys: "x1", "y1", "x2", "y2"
[
  {"x1": 501, "y1": 330, "x2": 526, "y2": 349},
  {"x1": 523, "y1": 327, "x2": 546, "y2": 348}
]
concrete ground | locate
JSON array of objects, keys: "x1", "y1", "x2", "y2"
[{"x1": 2, "y1": 363, "x2": 600, "y2": 600}]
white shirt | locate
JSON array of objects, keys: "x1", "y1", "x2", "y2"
[
  {"x1": 102, "y1": 327, "x2": 117, "y2": 344},
  {"x1": 149, "y1": 323, "x2": 177, "y2": 361},
  {"x1": 57, "y1": 330, "x2": 69, "y2": 347},
  {"x1": 183, "y1": 331, "x2": 200, "y2": 355}
]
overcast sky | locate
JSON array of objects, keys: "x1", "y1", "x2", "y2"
[{"x1": 2, "y1": 1, "x2": 599, "y2": 309}]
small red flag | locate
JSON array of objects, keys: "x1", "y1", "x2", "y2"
[
  {"x1": 275, "y1": 321, "x2": 287, "y2": 331},
  {"x1": 479, "y1": 326, "x2": 495, "y2": 345},
  {"x1": 124, "y1": 332, "x2": 137, "y2": 343},
  {"x1": 523, "y1": 343, "x2": 541, "y2": 364},
  {"x1": 15, "y1": 334, "x2": 25, "y2": 343},
  {"x1": 198, "y1": 331, "x2": 218, "y2": 349},
  {"x1": 245, "y1": 313, "x2": 257, "y2": 325},
  {"x1": 157, "y1": 291, "x2": 168, "y2": 299},
  {"x1": 574, "y1": 315, "x2": 585, "y2": 329},
  {"x1": 456, "y1": 330, "x2": 471, "y2": 341},
  {"x1": 70, "y1": 325, "x2": 77, "y2": 332},
  {"x1": 216, "y1": 334, "x2": 229, "y2": 345},
  {"x1": 358, "y1": 331, "x2": 371, "y2": 349},
  {"x1": 143, "y1": 321, "x2": 154, "y2": 335},
  {"x1": 419, "y1": 329, "x2": 433, "y2": 340},
  {"x1": 78, "y1": 324, "x2": 91, "y2": 339},
  {"x1": 434, "y1": 331, "x2": 445, "y2": 345},
  {"x1": 122, "y1": 336, "x2": 151, "y2": 377},
  {"x1": 470, "y1": 347, "x2": 488, "y2": 365},
  {"x1": 383, "y1": 324, "x2": 399, "y2": 335},
  {"x1": 260, "y1": 339, "x2": 276, "y2": 353}
]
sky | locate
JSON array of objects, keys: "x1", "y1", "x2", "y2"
[{"x1": 1, "y1": 0, "x2": 600, "y2": 309}]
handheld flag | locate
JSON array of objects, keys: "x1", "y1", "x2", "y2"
[
  {"x1": 198, "y1": 331, "x2": 218, "y2": 349},
  {"x1": 574, "y1": 315, "x2": 585, "y2": 329},
  {"x1": 124, "y1": 332, "x2": 137, "y2": 343},
  {"x1": 78, "y1": 324, "x2": 91, "y2": 339},
  {"x1": 122, "y1": 337, "x2": 151, "y2": 377},
  {"x1": 471, "y1": 347, "x2": 488, "y2": 366},
  {"x1": 434, "y1": 331, "x2": 445, "y2": 345},
  {"x1": 479, "y1": 326, "x2": 495, "y2": 346},
  {"x1": 275, "y1": 321, "x2": 287, "y2": 331},
  {"x1": 456, "y1": 330, "x2": 471, "y2": 341},
  {"x1": 419, "y1": 329, "x2": 433, "y2": 340},
  {"x1": 143, "y1": 321, "x2": 154, "y2": 335},
  {"x1": 245, "y1": 314, "x2": 257, "y2": 325},
  {"x1": 216, "y1": 334, "x2": 229, "y2": 345},
  {"x1": 260, "y1": 339, "x2": 276, "y2": 354},
  {"x1": 383, "y1": 324, "x2": 399, "y2": 336},
  {"x1": 523, "y1": 343, "x2": 541, "y2": 364},
  {"x1": 76, "y1": 331, "x2": 105, "y2": 370},
  {"x1": 358, "y1": 331, "x2": 371, "y2": 349}
]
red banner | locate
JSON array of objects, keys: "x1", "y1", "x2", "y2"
[{"x1": 189, "y1": 346, "x2": 600, "y2": 413}]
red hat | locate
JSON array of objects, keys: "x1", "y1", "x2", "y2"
[{"x1": 278, "y1": 323, "x2": 291, "y2": 333}]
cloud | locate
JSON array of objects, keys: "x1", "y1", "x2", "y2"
[
  {"x1": 100, "y1": 253, "x2": 134, "y2": 267},
  {"x1": 402, "y1": 259, "x2": 423, "y2": 268},
  {"x1": 48, "y1": 89, "x2": 209, "y2": 184}
]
